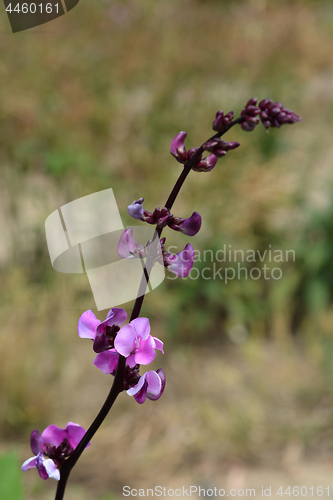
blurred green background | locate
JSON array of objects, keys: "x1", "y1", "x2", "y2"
[{"x1": 1, "y1": 0, "x2": 333, "y2": 498}]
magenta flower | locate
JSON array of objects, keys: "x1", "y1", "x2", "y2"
[
  {"x1": 21, "y1": 422, "x2": 90, "y2": 481},
  {"x1": 78, "y1": 308, "x2": 127, "y2": 353},
  {"x1": 161, "y1": 240, "x2": 195, "y2": 277},
  {"x1": 114, "y1": 317, "x2": 164, "y2": 367},
  {"x1": 127, "y1": 369, "x2": 166, "y2": 404}
]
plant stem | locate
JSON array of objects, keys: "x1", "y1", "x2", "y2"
[{"x1": 54, "y1": 117, "x2": 242, "y2": 500}]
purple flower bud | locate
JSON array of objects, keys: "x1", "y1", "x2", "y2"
[
  {"x1": 192, "y1": 153, "x2": 218, "y2": 172},
  {"x1": 258, "y1": 99, "x2": 301, "y2": 130},
  {"x1": 240, "y1": 98, "x2": 261, "y2": 132},
  {"x1": 128, "y1": 198, "x2": 145, "y2": 220},
  {"x1": 170, "y1": 131, "x2": 188, "y2": 163},
  {"x1": 212, "y1": 110, "x2": 235, "y2": 132},
  {"x1": 204, "y1": 139, "x2": 240, "y2": 158}
]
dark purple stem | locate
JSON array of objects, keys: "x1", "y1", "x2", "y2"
[{"x1": 54, "y1": 117, "x2": 243, "y2": 500}]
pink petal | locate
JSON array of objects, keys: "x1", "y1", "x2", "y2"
[
  {"x1": 131, "y1": 317, "x2": 150, "y2": 340},
  {"x1": 114, "y1": 324, "x2": 136, "y2": 357},
  {"x1": 166, "y1": 243, "x2": 194, "y2": 277},
  {"x1": 135, "y1": 337, "x2": 156, "y2": 365},
  {"x1": 118, "y1": 229, "x2": 137, "y2": 259},
  {"x1": 65, "y1": 422, "x2": 90, "y2": 450},
  {"x1": 146, "y1": 370, "x2": 162, "y2": 396},
  {"x1": 152, "y1": 337, "x2": 164, "y2": 354},
  {"x1": 127, "y1": 373, "x2": 146, "y2": 396},
  {"x1": 126, "y1": 353, "x2": 137, "y2": 368},
  {"x1": 94, "y1": 350, "x2": 119, "y2": 374},
  {"x1": 147, "y1": 369, "x2": 166, "y2": 400},
  {"x1": 21, "y1": 456, "x2": 37, "y2": 471},
  {"x1": 41, "y1": 425, "x2": 66, "y2": 447},
  {"x1": 78, "y1": 310, "x2": 100, "y2": 339}
]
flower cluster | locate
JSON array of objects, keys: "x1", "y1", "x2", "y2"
[
  {"x1": 240, "y1": 97, "x2": 302, "y2": 132},
  {"x1": 21, "y1": 422, "x2": 90, "y2": 481},
  {"x1": 78, "y1": 308, "x2": 165, "y2": 404}
]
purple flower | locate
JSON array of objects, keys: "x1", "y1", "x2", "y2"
[
  {"x1": 78, "y1": 308, "x2": 127, "y2": 353},
  {"x1": 118, "y1": 228, "x2": 147, "y2": 259},
  {"x1": 127, "y1": 198, "x2": 145, "y2": 220},
  {"x1": 127, "y1": 369, "x2": 166, "y2": 404},
  {"x1": 212, "y1": 110, "x2": 235, "y2": 132},
  {"x1": 114, "y1": 317, "x2": 164, "y2": 367},
  {"x1": 170, "y1": 131, "x2": 188, "y2": 163},
  {"x1": 168, "y1": 212, "x2": 202, "y2": 236},
  {"x1": 161, "y1": 241, "x2": 195, "y2": 277},
  {"x1": 21, "y1": 422, "x2": 90, "y2": 481},
  {"x1": 259, "y1": 99, "x2": 302, "y2": 130},
  {"x1": 192, "y1": 153, "x2": 218, "y2": 173}
]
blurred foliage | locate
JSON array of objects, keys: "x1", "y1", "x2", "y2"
[
  {"x1": 0, "y1": 451, "x2": 23, "y2": 500},
  {"x1": 1, "y1": 0, "x2": 333, "y2": 497}
]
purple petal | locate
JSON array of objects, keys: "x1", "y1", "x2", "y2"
[
  {"x1": 43, "y1": 458, "x2": 60, "y2": 481},
  {"x1": 36, "y1": 453, "x2": 49, "y2": 480},
  {"x1": 30, "y1": 430, "x2": 44, "y2": 454},
  {"x1": 21, "y1": 456, "x2": 38, "y2": 471},
  {"x1": 170, "y1": 131, "x2": 187, "y2": 163},
  {"x1": 179, "y1": 212, "x2": 202, "y2": 236},
  {"x1": 78, "y1": 310, "x2": 100, "y2": 340},
  {"x1": 114, "y1": 323, "x2": 137, "y2": 357},
  {"x1": 152, "y1": 337, "x2": 164, "y2": 354},
  {"x1": 147, "y1": 369, "x2": 166, "y2": 401},
  {"x1": 134, "y1": 381, "x2": 148, "y2": 404},
  {"x1": 128, "y1": 198, "x2": 145, "y2": 220},
  {"x1": 118, "y1": 228, "x2": 138, "y2": 258},
  {"x1": 94, "y1": 350, "x2": 119, "y2": 374},
  {"x1": 96, "y1": 308, "x2": 127, "y2": 336},
  {"x1": 135, "y1": 337, "x2": 156, "y2": 365},
  {"x1": 131, "y1": 317, "x2": 150, "y2": 340},
  {"x1": 127, "y1": 373, "x2": 146, "y2": 396},
  {"x1": 65, "y1": 422, "x2": 90, "y2": 450},
  {"x1": 165, "y1": 243, "x2": 195, "y2": 278},
  {"x1": 145, "y1": 370, "x2": 162, "y2": 397},
  {"x1": 41, "y1": 425, "x2": 67, "y2": 447}
]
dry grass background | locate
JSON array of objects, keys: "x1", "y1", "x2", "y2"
[{"x1": 1, "y1": 0, "x2": 333, "y2": 498}]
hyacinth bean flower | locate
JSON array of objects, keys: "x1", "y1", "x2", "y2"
[
  {"x1": 21, "y1": 422, "x2": 90, "y2": 481},
  {"x1": 170, "y1": 131, "x2": 188, "y2": 163},
  {"x1": 212, "y1": 110, "x2": 235, "y2": 132},
  {"x1": 160, "y1": 238, "x2": 195, "y2": 278},
  {"x1": 126, "y1": 199, "x2": 202, "y2": 236},
  {"x1": 127, "y1": 369, "x2": 166, "y2": 404},
  {"x1": 114, "y1": 317, "x2": 164, "y2": 367},
  {"x1": 78, "y1": 307, "x2": 127, "y2": 353}
]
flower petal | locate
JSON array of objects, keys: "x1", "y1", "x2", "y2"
[
  {"x1": 127, "y1": 372, "x2": 147, "y2": 396},
  {"x1": 78, "y1": 310, "x2": 100, "y2": 340},
  {"x1": 131, "y1": 317, "x2": 150, "y2": 340},
  {"x1": 94, "y1": 350, "x2": 119, "y2": 374},
  {"x1": 114, "y1": 324, "x2": 137, "y2": 357},
  {"x1": 128, "y1": 198, "x2": 145, "y2": 220},
  {"x1": 152, "y1": 337, "x2": 164, "y2": 354},
  {"x1": 170, "y1": 131, "x2": 187, "y2": 163},
  {"x1": 165, "y1": 244, "x2": 194, "y2": 278},
  {"x1": 30, "y1": 429, "x2": 44, "y2": 455},
  {"x1": 147, "y1": 369, "x2": 166, "y2": 401},
  {"x1": 43, "y1": 458, "x2": 60, "y2": 481},
  {"x1": 41, "y1": 425, "x2": 67, "y2": 447},
  {"x1": 118, "y1": 229, "x2": 137, "y2": 259},
  {"x1": 21, "y1": 456, "x2": 38, "y2": 471},
  {"x1": 179, "y1": 212, "x2": 202, "y2": 236},
  {"x1": 145, "y1": 370, "x2": 162, "y2": 397},
  {"x1": 135, "y1": 337, "x2": 156, "y2": 365},
  {"x1": 65, "y1": 422, "x2": 90, "y2": 450}
]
